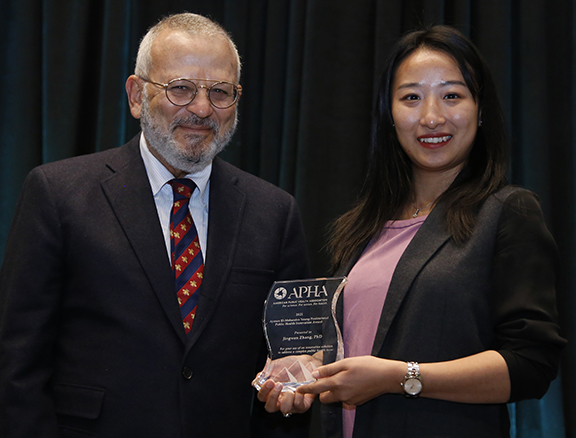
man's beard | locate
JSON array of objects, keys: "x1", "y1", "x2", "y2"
[{"x1": 140, "y1": 92, "x2": 237, "y2": 174}]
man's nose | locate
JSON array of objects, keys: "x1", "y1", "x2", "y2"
[{"x1": 185, "y1": 87, "x2": 214, "y2": 118}]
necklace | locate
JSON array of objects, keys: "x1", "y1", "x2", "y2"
[{"x1": 409, "y1": 200, "x2": 434, "y2": 218}]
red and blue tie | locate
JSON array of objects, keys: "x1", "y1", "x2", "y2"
[{"x1": 169, "y1": 179, "x2": 204, "y2": 335}]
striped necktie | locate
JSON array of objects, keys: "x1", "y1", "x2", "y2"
[{"x1": 168, "y1": 179, "x2": 204, "y2": 335}]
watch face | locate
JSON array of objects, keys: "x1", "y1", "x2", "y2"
[{"x1": 404, "y1": 378, "x2": 422, "y2": 396}]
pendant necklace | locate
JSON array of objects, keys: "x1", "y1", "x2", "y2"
[{"x1": 409, "y1": 200, "x2": 434, "y2": 218}]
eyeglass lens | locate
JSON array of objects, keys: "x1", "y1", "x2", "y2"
[{"x1": 166, "y1": 79, "x2": 238, "y2": 108}]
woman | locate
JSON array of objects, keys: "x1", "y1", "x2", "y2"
[{"x1": 258, "y1": 25, "x2": 566, "y2": 437}]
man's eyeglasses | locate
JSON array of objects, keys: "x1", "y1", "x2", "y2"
[{"x1": 139, "y1": 77, "x2": 241, "y2": 109}]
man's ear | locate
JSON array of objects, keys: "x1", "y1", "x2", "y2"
[{"x1": 126, "y1": 75, "x2": 144, "y2": 119}]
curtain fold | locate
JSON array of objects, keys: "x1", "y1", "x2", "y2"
[{"x1": 0, "y1": 0, "x2": 573, "y2": 436}]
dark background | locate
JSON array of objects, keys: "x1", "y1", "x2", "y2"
[{"x1": 0, "y1": 0, "x2": 574, "y2": 436}]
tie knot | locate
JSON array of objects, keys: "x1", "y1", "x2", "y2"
[{"x1": 169, "y1": 179, "x2": 196, "y2": 200}]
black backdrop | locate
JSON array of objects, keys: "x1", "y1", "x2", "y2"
[{"x1": 1, "y1": 1, "x2": 574, "y2": 436}]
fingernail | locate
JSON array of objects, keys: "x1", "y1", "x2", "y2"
[{"x1": 311, "y1": 370, "x2": 319, "y2": 379}]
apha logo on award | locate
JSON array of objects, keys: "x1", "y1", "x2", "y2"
[
  {"x1": 274, "y1": 287, "x2": 288, "y2": 300},
  {"x1": 273, "y1": 284, "x2": 329, "y2": 301}
]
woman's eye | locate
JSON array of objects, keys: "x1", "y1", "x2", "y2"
[
  {"x1": 444, "y1": 93, "x2": 460, "y2": 100},
  {"x1": 403, "y1": 94, "x2": 420, "y2": 101}
]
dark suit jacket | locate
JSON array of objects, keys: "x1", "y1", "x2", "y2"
[
  {"x1": 0, "y1": 135, "x2": 310, "y2": 437},
  {"x1": 322, "y1": 186, "x2": 565, "y2": 438}
]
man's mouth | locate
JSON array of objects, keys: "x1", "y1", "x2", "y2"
[{"x1": 177, "y1": 124, "x2": 211, "y2": 131}]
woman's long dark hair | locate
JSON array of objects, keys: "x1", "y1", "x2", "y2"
[{"x1": 330, "y1": 25, "x2": 509, "y2": 272}]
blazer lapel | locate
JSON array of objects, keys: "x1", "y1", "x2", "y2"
[
  {"x1": 371, "y1": 205, "x2": 451, "y2": 356},
  {"x1": 185, "y1": 158, "x2": 246, "y2": 347},
  {"x1": 100, "y1": 138, "x2": 187, "y2": 343}
]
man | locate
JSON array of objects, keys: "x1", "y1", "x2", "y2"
[{"x1": 0, "y1": 13, "x2": 309, "y2": 437}]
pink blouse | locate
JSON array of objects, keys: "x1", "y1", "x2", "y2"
[{"x1": 342, "y1": 216, "x2": 426, "y2": 438}]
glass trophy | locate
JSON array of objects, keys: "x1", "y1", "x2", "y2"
[{"x1": 253, "y1": 277, "x2": 347, "y2": 392}]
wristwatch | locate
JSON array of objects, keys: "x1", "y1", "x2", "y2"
[{"x1": 401, "y1": 361, "x2": 422, "y2": 397}]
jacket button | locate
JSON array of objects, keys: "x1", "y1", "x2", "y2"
[{"x1": 182, "y1": 367, "x2": 193, "y2": 380}]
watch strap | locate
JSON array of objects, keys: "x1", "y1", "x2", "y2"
[{"x1": 402, "y1": 361, "x2": 422, "y2": 397}]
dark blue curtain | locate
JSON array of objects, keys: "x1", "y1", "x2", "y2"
[{"x1": 1, "y1": 0, "x2": 574, "y2": 436}]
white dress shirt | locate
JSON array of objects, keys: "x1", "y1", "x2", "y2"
[{"x1": 139, "y1": 133, "x2": 210, "y2": 264}]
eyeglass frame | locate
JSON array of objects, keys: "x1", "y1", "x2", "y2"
[{"x1": 138, "y1": 76, "x2": 242, "y2": 109}]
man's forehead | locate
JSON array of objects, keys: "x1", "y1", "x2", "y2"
[
  {"x1": 150, "y1": 30, "x2": 237, "y2": 78},
  {"x1": 152, "y1": 30, "x2": 229, "y2": 54}
]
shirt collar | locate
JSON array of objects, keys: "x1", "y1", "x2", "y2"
[{"x1": 139, "y1": 133, "x2": 211, "y2": 203}]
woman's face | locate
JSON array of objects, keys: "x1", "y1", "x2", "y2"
[{"x1": 391, "y1": 48, "x2": 479, "y2": 178}]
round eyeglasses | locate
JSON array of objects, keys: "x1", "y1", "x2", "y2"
[{"x1": 139, "y1": 77, "x2": 241, "y2": 109}]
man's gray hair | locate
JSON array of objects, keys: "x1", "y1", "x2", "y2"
[{"x1": 135, "y1": 12, "x2": 241, "y2": 81}]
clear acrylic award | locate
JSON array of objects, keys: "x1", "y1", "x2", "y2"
[{"x1": 253, "y1": 277, "x2": 347, "y2": 392}]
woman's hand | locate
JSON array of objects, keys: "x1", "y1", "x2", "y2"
[
  {"x1": 297, "y1": 356, "x2": 405, "y2": 406},
  {"x1": 297, "y1": 351, "x2": 511, "y2": 405},
  {"x1": 253, "y1": 354, "x2": 320, "y2": 416},
  {"x1": 256, "y1": 379, "x2": 316, "y2": 416}
]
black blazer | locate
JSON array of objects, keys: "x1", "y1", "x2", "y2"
[
  {"x1": 0, "y1": 135, "x2": 310, "y2": 437},
  {"x1": 322, "y1": 186, "x2": 565, "y2": 438}
]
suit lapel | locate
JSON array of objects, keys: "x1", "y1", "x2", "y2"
[
  {"x1": 100, "y1": 137, "x2": 187, "y2": 343},
  {"x1": 370, "y1": 205, "x2": 451, "y2": 356},
  {"x1": 186, "y1": 158, "x2": 246, "y2": 347}
]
